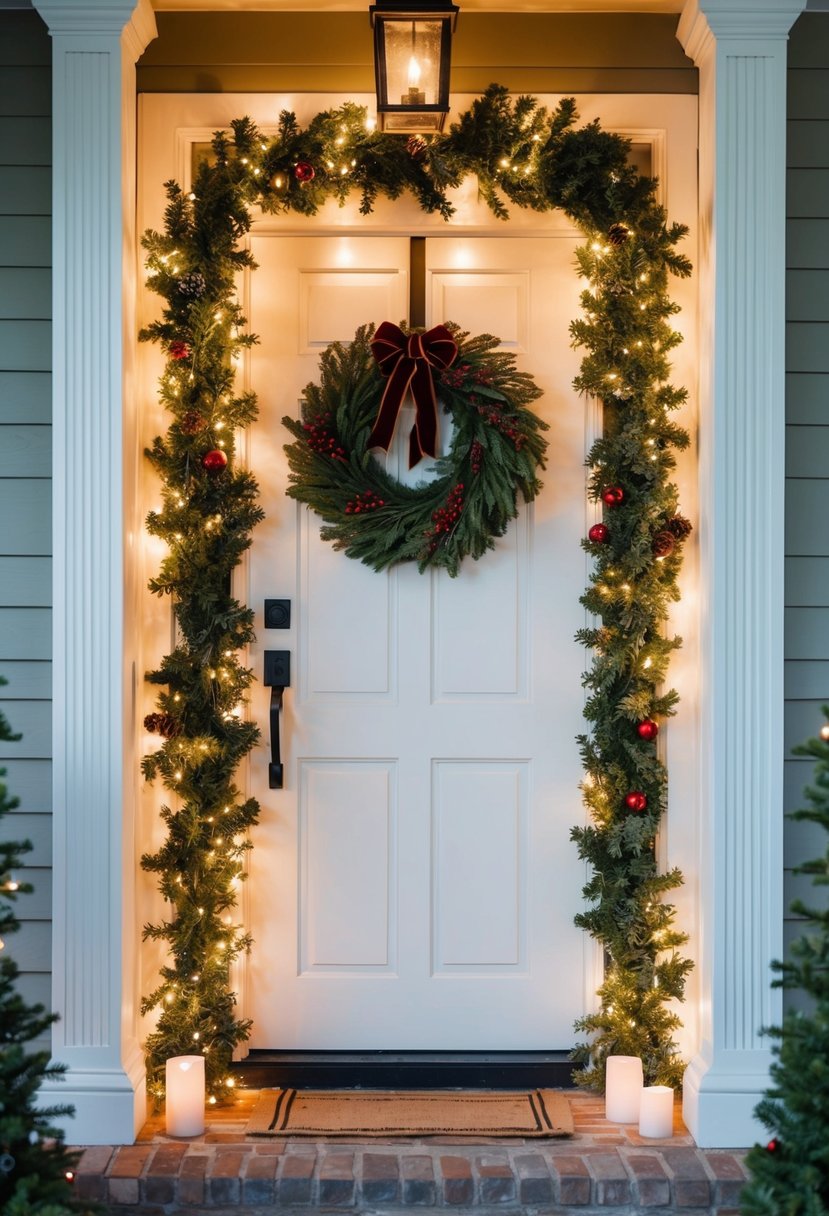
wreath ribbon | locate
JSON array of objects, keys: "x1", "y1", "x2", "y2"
[{"x1": 368, "y1": 321, "x2": 458, "y2": 468}]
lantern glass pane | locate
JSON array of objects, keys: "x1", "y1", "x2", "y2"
[{"x1": 382, "y1": 19, "x2": 443, "y2": 107}]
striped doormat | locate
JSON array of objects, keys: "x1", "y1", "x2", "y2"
[{"x1": 246, "y1": 1088, "x2": 573, "y2": 1139}]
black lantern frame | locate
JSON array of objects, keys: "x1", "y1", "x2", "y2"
[{"x1": 370, "y1": 0, "x2": 459, "y2": 134}]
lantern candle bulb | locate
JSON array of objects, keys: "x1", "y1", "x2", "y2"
[
  {"x1": 403, "y1": 55, "x2": 425, "y2": 105},
  {"x1": 639, "y1": 1085, "x2": 674, "y2": 1139}
]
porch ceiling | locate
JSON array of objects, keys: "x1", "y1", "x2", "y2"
[{"x1": 151, "y1": 1, "x2": 685, "y2": 12}]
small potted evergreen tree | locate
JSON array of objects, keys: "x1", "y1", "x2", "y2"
[{"x1": 742, "y1": 707, "x2": 829, "y2": 1215}]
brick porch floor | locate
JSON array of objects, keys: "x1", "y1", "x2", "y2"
[{"x1": 71, "y1": 1088, "x2": 750, "y2": 1213}]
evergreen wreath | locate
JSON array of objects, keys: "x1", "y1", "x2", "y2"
[
  {"x1": 283, "y1": 322, "x2": 548, "y2": 577},
  {"x1": 140, "y1": 83, "x2": 693, "y2": 1102}
]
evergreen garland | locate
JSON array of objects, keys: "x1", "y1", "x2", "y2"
[
  {"x1": 140, "y1": 83, "x2": 692, "y2": 1101},
  {"x1": 741, "y1": 711, "x2": 829, "y2": 1216},
  {"x1": 0, "y1": 684, "x2": 90, "y2": 1215},
  {"x1": 139, "y1": 160, "x2": 265, "y2": 1104},
  {"x1": 283, "y1": 324, "x2": 548, "y2": 576}
]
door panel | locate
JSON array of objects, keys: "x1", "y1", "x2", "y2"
[{"x1": 246, "y1": 232, "x2": 588, "y2": 1049}]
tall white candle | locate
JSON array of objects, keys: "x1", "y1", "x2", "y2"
[
  {"x1": 605, "y1": 1055, "x2": 643, "y2": 1123},
  {"x1": 165, "y1": 1055, "x2": 205, "y2": 1137},
  {"x1": 639, "y1": 1085, "x2": 674, "y2": 1138}
]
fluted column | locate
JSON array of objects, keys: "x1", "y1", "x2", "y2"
[
  {"x1": 33, "y1": 0, "x2": 156, "y2": 1144},
  {"x1": 677, "y1": 0, "x2": 806, "y2": 1147}
]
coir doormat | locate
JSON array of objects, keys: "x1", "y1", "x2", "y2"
[{"x1": 246, "y1": 1088, "x2": 573, "y2": 1139}]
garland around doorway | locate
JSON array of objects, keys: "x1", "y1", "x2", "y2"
[{"x1": 140, "y1": 85, "x2": 693, "y2": 1103}]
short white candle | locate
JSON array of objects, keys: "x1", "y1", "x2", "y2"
[
  {"x1": 165, "y1": 1055, "x2": 205, "y2": 1137},
  {"x1": 605, "y1": 1055, "x2": 643, "y2": 1123},
  {"x1": 639, "y1": 1085, "x2": 674, "y2": 1138}
]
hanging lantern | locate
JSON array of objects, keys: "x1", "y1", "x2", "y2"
[{"x1": 370, "y1": 1, "x2": 459, "y2": 134}]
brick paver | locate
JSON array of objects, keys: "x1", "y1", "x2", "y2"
[{"x1": 71, "y1": 1087, "x2": 751, "y2": 1212}]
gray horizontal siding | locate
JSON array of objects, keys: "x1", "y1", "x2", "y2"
[
  {"x1": 0, "y1": 557, "x2": 51, "y2": 604},
  {"x1": 0, "y1": 8, "x2": 52, "y2": 1043},
  {"x1": 787, "y1": 169, "x2": 829, "y2": 218},
  {"x1": 1, "y1": 759, "x2": 51, "y2": 812},
  {"x1": 0, "y1": 372, "x2": 51, "y2": 422},
  {"x1": 0, "y1": 481, "x2": 51, "y2": 554},
  {"x1": 784, "y1": 12, "x2": 829, "y2": 1013},
  {"x1": 0, "y1": 268, "x2": 51, "y2": 318}
]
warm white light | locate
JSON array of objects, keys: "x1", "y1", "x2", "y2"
[
  {"x1": 606, "y1": 1055, "x2": 643, "y2": 1123},
  {"x1": 639, "y1": 1086, "x2": 673, "y2": 1139},
  {"x1": 407, "y1": 55, "x2": 421, "y2": 88},
  {"x1": 166, "y1": 1055, "x2": 205, "y2": 1137},
  {"x1": 365, "y1": 116, "x2": 377, "y2": 132}
]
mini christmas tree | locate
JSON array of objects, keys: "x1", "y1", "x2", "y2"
[
  {"x1": 742, "y1": 708, "x2": 829, "y2": 1216},
  {"x1": 0, "y1": 681, "x2": 89, "y2": 1215}
]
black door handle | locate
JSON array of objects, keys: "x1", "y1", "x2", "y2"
[{"x1": 264, "y1": 651, "x2": 290, "y2": 789}]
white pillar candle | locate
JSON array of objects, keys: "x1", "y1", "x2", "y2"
[
  {"x1": 605, "y1": 1055, "x2": 643, "y2": 1123},
  {"x1": 165, "y1": 1055, "x2": 205, "y2": 1137},
  {"x1": 639, "y1": 1085, "x2": 674, "y2": 1138}
]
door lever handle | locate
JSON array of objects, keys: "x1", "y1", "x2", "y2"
[{"x1": 264, "y1": 651, "x2": 290, "y2": 789}]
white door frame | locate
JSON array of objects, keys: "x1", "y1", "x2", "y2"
[{"x1": 33, "y1": 0, "x2": 806, "y2": 1147}]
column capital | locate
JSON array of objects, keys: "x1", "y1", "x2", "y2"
[
  {"x1": 34, "y1": 0, "x2": 156, "y2": 55},
  {"x1": 678, "y1": 0, "x2": 806, "y2": 61}
]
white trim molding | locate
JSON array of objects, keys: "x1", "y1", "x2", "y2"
[
  {"x1": 677, "y1": 0, "x2": 807, "y2": 1149},
  {"x1": 32, "y1": 0, "x2": 157, "y2": 1145}
]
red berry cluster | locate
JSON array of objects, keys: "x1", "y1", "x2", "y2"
[
  {"x1": 303, "y1": 416, "x2": 346, "y2": 462},
  {"x1": 440, "y1": 363, "x2": 472, "y2": 390},
  {"x1": 429, "y1": 483, "x2": 465, "y2": 535},
  {"x1": 169, "y1": 340, "x2": 191, "y2": 360},
  {"x1": 470, "y1": 440, "x2": 484, "y2": 475},
  {"x1": 345, "y1": 490, "x2": 386, "y2": 515},
  {"x1": 475, "y1": 402, "x2": 524, "y2": 450}
]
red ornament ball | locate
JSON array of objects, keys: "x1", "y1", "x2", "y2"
[
  {"x1": 601, "y1": 486, "x2": 625, "y2": 507},
  {"x1": 625, "y1": 791, "x2": 648, "y2": 812},
  {"x1": 637, "y1": 719, "x2": 660, "y2": 742},
  {"x1": 588, "y1": 523, "x2": 609, "y2": 544},
  {"x1": 169, "y1": 340, "x2": 191, "y2": 360},
  {"x1": 294, "y1": 161, "x2": 315, "y2": 183},
  {"x1": 766, "y1": 1138, "x2": 780, "y2": 1154},
  {"x1": 202, "y1": 448, "x2": 228, "y2": 472}
]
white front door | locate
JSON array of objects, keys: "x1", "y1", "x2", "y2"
[{"x1": 246, "y1": 231, "x2": 589, "y2": 1049}]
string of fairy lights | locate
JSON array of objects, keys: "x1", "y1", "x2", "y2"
[{"x1": 140, "y1": 85, "x2": 693, "y2": 1100}]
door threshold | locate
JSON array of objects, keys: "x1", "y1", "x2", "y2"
[{"x1": 232, "y1": 1050, "x2": 576, "y2": 1090}]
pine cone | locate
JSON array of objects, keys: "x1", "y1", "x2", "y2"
[
  {"x1": 666, "y1": 514, "x2": 693, "y2": 541},
  {"x1": 652, "y1": 530, "x2": 676, "y2": 558},
  {"x1": 144, "y1": 711, "x2": 179, "y2": 738},
  {"x1": 607, "y1": 223, "x2": 630, "y2": 246},
  {"x1": 406, "y1": 136, "x2": 428, "y2": 162},
  {"x1": 177, "y1": 271, "x2": 207, "y2": 299},
  {"x1": 180, "y1": 410, "x2": 207, "y2": 435}
]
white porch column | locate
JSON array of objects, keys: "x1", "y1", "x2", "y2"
[
  {"x1": 677, "y1": 0, "x2": 806, "y2": 1148},
  {"x1": 32, "y1": 0, "x2": 156, "y2": 1144}
]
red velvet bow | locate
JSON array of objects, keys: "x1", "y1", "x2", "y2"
[{"x1": 368, "y1": 322, "x2": 458, "y2": 469}]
